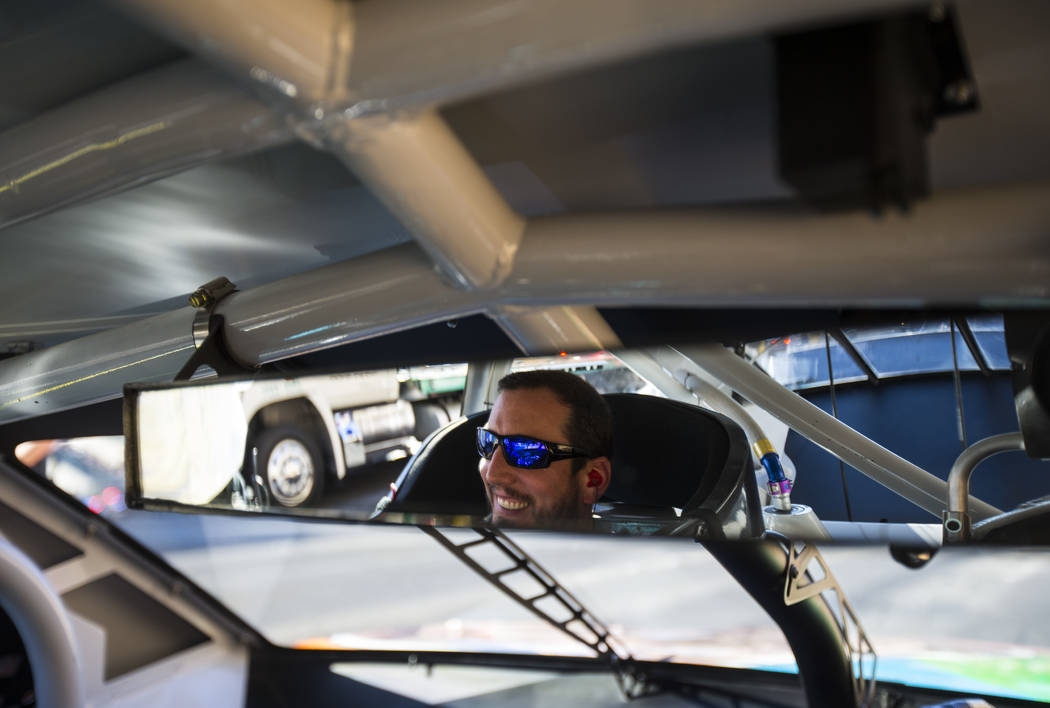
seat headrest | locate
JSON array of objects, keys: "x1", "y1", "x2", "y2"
[
  {"x1": 602, "y1": 394, "x2": 749, "y2": 512},
  {"x1": 384, "y1": 410, "x2": 489, "y2": 516}
]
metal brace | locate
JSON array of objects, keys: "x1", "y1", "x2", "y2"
[
  {"x1": 784, "y1": 540, "x2": 877, "y2": 707},
  {"x1": 175, "y1": 277, "x2": 253, "y2": 381},
  {"x1": 420, "y1": 526, "x2": 653, "y2": 699}
]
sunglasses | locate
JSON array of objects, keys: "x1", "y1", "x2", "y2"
[{"x1": 476, "y1": 427, "x2": 593, "y2": 470}]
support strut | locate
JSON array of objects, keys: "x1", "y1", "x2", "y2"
[{"x1": 420, "y1": 526, "x2": 647, "y2": 697}]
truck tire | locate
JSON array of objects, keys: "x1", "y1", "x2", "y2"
[{"x1": 254, "y1": 425, "x2": 325, "y2": 508}]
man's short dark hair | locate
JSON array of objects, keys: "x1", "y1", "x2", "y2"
[{"x1": 497, "y1": 369, "x2": 613, "y2": 471}]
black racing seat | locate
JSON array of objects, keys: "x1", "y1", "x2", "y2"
[
  {"x1": 378, "y1": 409, "x2": 490, "y2": 516},
  {"x1": 378, "y1": 393, "x2": 762, "y2": 537},
  {"x1": 601, "y1": 395, "x2": 754, "y2": 515}
]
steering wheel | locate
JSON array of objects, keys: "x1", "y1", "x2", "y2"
[{"x1": 0, "y1": 537, "x2": 85, "y2": 708}]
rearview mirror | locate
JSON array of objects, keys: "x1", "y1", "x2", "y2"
[
  {"x1": 124, "y1": 339, "x2": 1049, "y2": 546},
  {"x1": 125, "y1": 351, "x2": 775, "y2": 540}
]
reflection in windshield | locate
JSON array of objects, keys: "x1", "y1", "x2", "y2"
[
  {"x1": 843, "y1": 322, "x2": 979, "y2": 377},
  {"x1": 104, "y1": 511, "x2": 1050, "y2": 702},
  {"x1": 747, "y1": 319, "x2": 1011, "y2": 389},
  {"x1": 746, "y1": 333, "x2": 866, "y2": 389},
  {"x1": 13, "y1": 432, "x2": 1050, "y2": 701},
  {"x1": 966, "y1": 315, "x2": 1011, "y2": 369},
  {"x1": 15, "y1": 436, "x2": 126, "y2": 515}
]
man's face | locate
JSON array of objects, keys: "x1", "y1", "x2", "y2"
[{"x1": 479, "y1": 387, "x2": 586, "y2": 528}]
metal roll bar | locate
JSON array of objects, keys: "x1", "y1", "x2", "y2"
[
  {"x1": 676, "y1": 343, "x2": 1003, "y2": 523},
  {"x1": 0, "y1": 58, "x2": 289, "y2": 232},
  {"x1": 1, "y1": 1, "x2": 926, "y2": 239},
  {"x1": 943, "y1": 432, "x2": 1025, "y2": 543},
  {"x1": 116, "y1": 0, "x2": 924, "y2": 115},
  {"x1": 2, "y1": 176, "x2": 1050, "y2": 425}
]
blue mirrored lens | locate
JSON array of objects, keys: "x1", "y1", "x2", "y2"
[
  {"x1": 476, "y1": 428, "x2": 498, "y2": 458},
  {"x1": 504, "y1": 437, "x2": 549, "y2": 468}
]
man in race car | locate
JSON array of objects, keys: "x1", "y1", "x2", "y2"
[{"x1": 476, "y1": 369, "x2": 613, "y2": 528}]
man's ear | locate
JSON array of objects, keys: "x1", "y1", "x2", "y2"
[{"x1": 581, "y1": 457, "x2": 612, "y2": 505}]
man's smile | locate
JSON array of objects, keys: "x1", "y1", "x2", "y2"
[
  {"x1": 494, "y1": 495, "x2": 530, "y2": 511},
  {"x1": 489, "y1": 485, "x2": 532, "y2": 514}
]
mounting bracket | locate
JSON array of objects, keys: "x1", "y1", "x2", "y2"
[{"x1": 175, "y1": 277, "x2": 253, "y2": 381}]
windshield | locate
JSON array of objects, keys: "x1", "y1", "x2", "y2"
[
  {"x1": 14, "y1": 434, "x2": 1050, "y2": 701},
  {"x1": 122, "y1": 514, "x2": 1050, "y2": 701}
]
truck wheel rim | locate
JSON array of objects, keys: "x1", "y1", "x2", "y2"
[{"x1": 267, "y1": 438, "x2": 314, "y2": 506}]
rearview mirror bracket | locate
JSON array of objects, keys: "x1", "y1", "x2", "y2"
[{"x1": 174, "y1": 313, "x2": 254, "y2": 381}]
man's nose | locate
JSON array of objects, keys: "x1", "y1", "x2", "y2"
[{"x1": 481, "y1": 451, "x2": 516, "y2": 486}]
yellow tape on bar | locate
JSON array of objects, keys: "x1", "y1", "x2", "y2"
[{"x1": 752, "y1": 438, "x2": 777, "y2": 458}]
